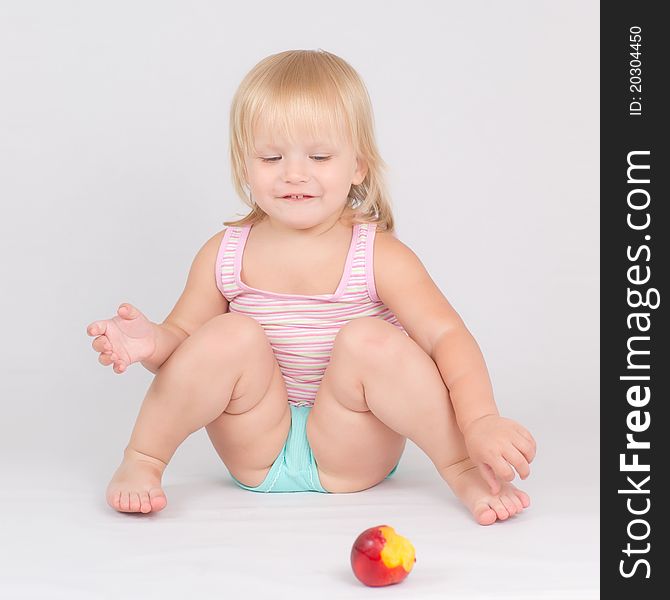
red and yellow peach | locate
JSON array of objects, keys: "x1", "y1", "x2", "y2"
[{"x1": 350, "y1": 525, "x2": 416, "y2": 587}]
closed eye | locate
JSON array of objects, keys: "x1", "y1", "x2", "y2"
[{"x1": 260, "y1": 156, "x2": 332, "y2": 162}]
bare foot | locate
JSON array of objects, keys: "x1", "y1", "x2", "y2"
[
  {"x1": 106, "y1": 447, "x2": 168, "y2": 514},
  {"x1": 439, "y1": 457, "x2": 530, "y2": 525}
]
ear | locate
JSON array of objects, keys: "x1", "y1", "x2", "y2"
[{"x1": 352, "y1": 156, "x2": 368, "y2": 186}]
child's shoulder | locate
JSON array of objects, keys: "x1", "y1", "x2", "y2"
[
  {"x1": 373, "y1": 228, "x2": 416, "y2": 262},
  {"x1": 194, "y1": 228, "x2": 227, "y2": 265},
  {"x1": 373, "y1": 227, "x2": 428, "y2": 285},
  {"x1": 207, "y1": 227, "x2": 228, "y2": 248}
]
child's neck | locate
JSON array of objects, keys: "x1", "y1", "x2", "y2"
[{"x1": 259, "y1": 207, "x2": 355, "y2": 242}]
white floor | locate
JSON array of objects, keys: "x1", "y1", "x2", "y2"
[{"x1": 1, "y1": 431, "x2": 598, "y2": 600}]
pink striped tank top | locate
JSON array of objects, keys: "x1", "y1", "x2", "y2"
[{"x1": 215, "y1": 222, "x2": 406, "y2": 407}]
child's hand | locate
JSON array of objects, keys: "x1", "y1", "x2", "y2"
[
  {"x1": 86, "y1": 303, "x2": 157, "y2": 374},
  {"x1": 463, "y1": 415, "x2": 537, "y2": 494}
]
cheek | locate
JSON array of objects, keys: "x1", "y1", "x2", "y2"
[
  {"x1": 322, "y1": 167, "x2": 355, "y2": 189},
  {"x1": 247, "y1": 166, "x2": 271, "y2": 187}
]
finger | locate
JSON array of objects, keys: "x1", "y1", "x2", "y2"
[
  {"x1": 488, "y1": 455, "x2": 516, "y2": 483},
  {"x1": 92, "y1": 335, "x2": 111, "y2": 353},
  {"x1": 515, "y1": 425, "x2": 537, "y2": 448},
  {"x1": 478, "y1": 462, "x2": 501, "y2": 494},
  {"x1": 118, "y1": 303, "x2": 136, "y2": 319},
  {"x1": 98, "y1": 352, "x2": 119, "y2": 366},
  {"x1": 98, "y1": 353, "x2": 113, "y2": 366},
  {"x1": 513, "y1": 431, "x2": 537, "y2": 463},
  {"x1": 502, "y1": 446, "x2": 530, "y2": 479},
  {"x1": 87, "y1": 321, "x2": 108, "y2": 337}
]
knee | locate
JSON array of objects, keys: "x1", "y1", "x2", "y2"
[
  {"x1": 185, "y1": 313, "x2": 269, "y2": 361},
  {"x1": 335, "y1": 318, "x2": 404, "y2": 365}
]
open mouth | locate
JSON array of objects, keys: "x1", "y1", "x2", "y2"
[{"x1": 282, "y1": 194, "x2": 315, "y2": 200}]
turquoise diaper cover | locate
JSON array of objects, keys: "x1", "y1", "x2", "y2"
[{"x1": 230, "y1": 405, "x2": 399, "y2": 493}]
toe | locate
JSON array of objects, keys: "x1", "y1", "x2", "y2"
[
  {"x1": 474, "y1": 503, "x2": 498, "y2": 526},
  {"x1": 149, "y1": 488, "x2": 167, "y2": 512},
  {"x1": 108, "y1": 490, "x2": 121, "y2": 511},
  {"x1": 491, "y1": 497, "x2": 510, "y2": 520},
  {"x1": 501, "y1": 495, "x2": 517, "y2": 517},
  {"x1": 514, "y1": 489, "x2": 531, "y2": 508},
  {"x1": 120, "y1": 492, "x2": 130, "y2": 512},
  {"x1": 510, "y1": 492, "x2": 524, "y2": 512},
  {"x1": 129, "y1": 492, "x2": 141, "y2": 512},
  {"x1": 139, "y1": 491, "x2": 152, "y2": 513}
]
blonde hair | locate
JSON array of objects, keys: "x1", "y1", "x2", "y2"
[{"x1": 224, "y1": 49, "x2": 395, "y2": 232}]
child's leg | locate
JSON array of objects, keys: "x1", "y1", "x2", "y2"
[
  {"x1": 307, "y1": 317, "x2": 530, "y2": 525},
  {"x1": 106, "y1": 313, "x2": 290, "y2": 514}
]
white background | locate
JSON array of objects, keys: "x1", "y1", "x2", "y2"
[{"x1": 0, "y1": 1, "x2": 599, "y2": 598}]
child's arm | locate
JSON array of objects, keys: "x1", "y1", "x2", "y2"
[
  {"x1": 428, "y1": 326, "x2": 497, "y2": 432},
  {"x1": 139, "y1": 322, "x2": 189, "y2": 374},
  {"x1": 374, "y1": 232, "x2": 536, "y2": 492},
  {"x1": 88, "y1": 230, "x2": 229, "y2": 375},
  {"x1": 141, "y1": 229, "x2": 230, "y2": 373}
]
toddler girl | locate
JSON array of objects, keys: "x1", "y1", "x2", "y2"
[{"x1": 86, "y1": 49, "x2": 536, "y2": 525}]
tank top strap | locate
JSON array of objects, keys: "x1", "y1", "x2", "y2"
[
  {"x1": 215, "y1": 226, "x2": 247, "y2": 302},
  {"x1": 363, "y1": 222, "x2": 381, "y2": 302},
  {"x1": 340, "y1": 221, "x2": 380, "y2": 303}
]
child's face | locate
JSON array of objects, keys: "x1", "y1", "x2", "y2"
[{"x1": 245, "y1": 125, "x2": 367, "y2": 229}]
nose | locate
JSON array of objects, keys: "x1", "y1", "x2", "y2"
[{"x1": 281, "y1": 157, "x2": 310, "y2": 183}]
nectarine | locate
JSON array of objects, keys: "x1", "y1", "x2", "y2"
[{"x1": 350, "y1": 525, "x2": 416, "y2": 587}]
